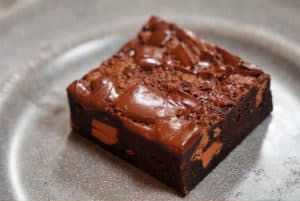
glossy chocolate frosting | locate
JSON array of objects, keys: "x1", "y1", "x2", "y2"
[{"x1": 67, "y1": 16, "x2": 269, "y2": 154}]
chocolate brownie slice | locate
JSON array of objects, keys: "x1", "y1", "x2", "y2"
[{"x1": 67, "y1": 16, "x2": 272, "y2": 195}]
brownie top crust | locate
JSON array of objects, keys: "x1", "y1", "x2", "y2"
[{"x1": 67, "y1": 16, "x2": 269, "y2": 155}]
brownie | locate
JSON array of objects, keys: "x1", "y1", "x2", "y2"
[{"x1": 67, "y1": 16, "x2": 272, "y2": 196}]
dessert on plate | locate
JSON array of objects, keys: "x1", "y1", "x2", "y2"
[{"x1": 67, "y1": 16, "x2": 272, "y2": 195}]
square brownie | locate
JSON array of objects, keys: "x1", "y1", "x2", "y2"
[{"x1": 67, "y1": 16, "x2": 272, "y2": 195}]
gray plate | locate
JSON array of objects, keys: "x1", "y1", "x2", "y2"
[{"x1": 1, "y1": 1, "x2": 300, "y2": 201}]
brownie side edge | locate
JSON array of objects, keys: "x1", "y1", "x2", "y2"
[
  {"x1": 181, "y1": 79, "x2": 273, "y2": 193},
  {"x1": 67, "y1": 92, "x2": 189, "y2": 195}
]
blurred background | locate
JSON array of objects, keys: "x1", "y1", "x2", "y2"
[{"x1": 0, "y1": 0, "x2": 299, "y2": 85}]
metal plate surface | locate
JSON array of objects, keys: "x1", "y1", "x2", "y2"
[{"x1": 0, "y1": 1, "x2": 300, "y2": 200}]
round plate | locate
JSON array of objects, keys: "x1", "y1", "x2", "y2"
[{"x1": 1, "y1": 9, "x2": 300, "y2": 201}]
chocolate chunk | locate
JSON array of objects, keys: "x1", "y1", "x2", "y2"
[
  {"x1": 146, "y1": 28, "x2": 172, "y2": 46},
  {"x1": 172, "y1": 42, "x2": 198, "y2": 66},
  {"x1": 135, "y1": 46, "x2": 163, "y2": 68}
]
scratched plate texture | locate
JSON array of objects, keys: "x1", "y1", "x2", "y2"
[{"x1": 0, "y1": 0, "x2": 300, "y2": 201}]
